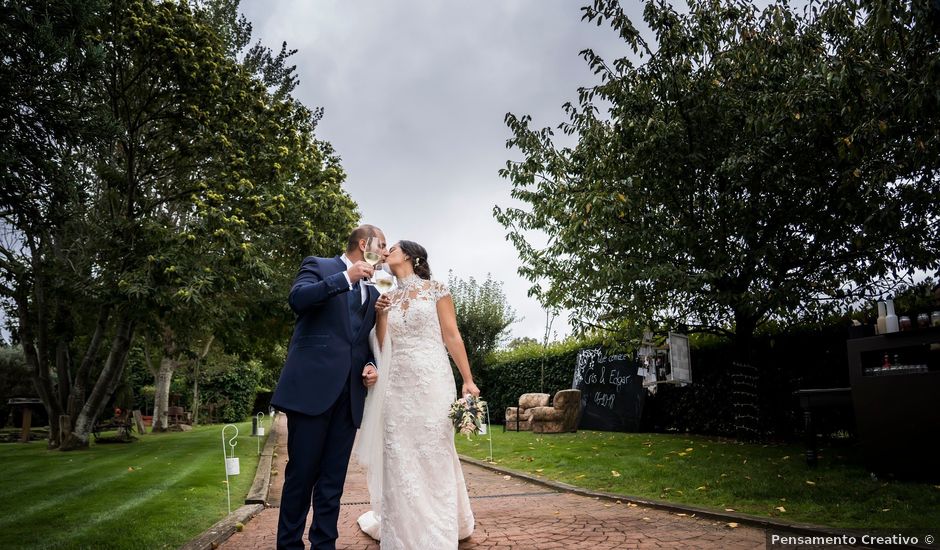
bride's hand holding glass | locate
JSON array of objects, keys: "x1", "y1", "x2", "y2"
[{"x1": 375, "y1": 294, "x2": 392, "y2": 315}]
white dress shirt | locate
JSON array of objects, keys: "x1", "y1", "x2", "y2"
[{"x1": 340, "y1": 254, "x2": 368, "y2": 304}]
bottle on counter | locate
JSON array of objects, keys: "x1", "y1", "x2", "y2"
[
  {"x1": 877, "y1": 301, "x2": 887, "y2": 334},
  {"x1": 885, "y1": 299, "x2": 899, "y2": 333},
  {"x1": 918, "y1": 313, "x2": 930, "y2": 329}
]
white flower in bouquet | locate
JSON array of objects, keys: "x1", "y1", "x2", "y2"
[{"x1": 448, "y1": 395, "x2": 487, "y2": 438}]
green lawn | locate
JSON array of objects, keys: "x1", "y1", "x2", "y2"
[
  {"x1": 0, "y1": 422, "x2": 264, "y2": 550},
  {"x1": 455, "y1": 429, "x2": 940, "y2": 530}
]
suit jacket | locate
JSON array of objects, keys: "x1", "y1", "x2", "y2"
[{"x1": 271, "y1": 255, "x2": 377, "y2": 427}]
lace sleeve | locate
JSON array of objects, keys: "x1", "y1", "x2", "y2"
[{"x1": 431, "y1": 280, "x2": 451, "y2": 302}]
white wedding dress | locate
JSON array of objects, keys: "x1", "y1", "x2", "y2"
[{"x1": 354, "y1": 275, "x2": 474, "y2": 549}]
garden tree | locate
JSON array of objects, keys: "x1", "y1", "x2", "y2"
[
  {"x1": 496, "y1": 0, "x2": 940, "y2": 358},
  {"x1": 139, "y1": 0, "x2": 355, "y2": 432},
  {"x1": 447, "y1": 273, "x2": 517, "y2": 389},
  {"x1": 0, "y1": 0, "x2": 112, "y2": 448},
  {"x1": 0, "y1": 0, "x2": 356, "y2": 449},
  {"x1": 506, "y1": 336, "x2": 539, "y2": 350}
]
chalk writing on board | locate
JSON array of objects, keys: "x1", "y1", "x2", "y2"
[{"x1": 572, "y1": 347, "x2": 646, "y2": 432}]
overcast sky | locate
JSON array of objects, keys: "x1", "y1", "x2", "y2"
[{"x1": 237, "y1": 1, "x2": 636, "y2": 343}]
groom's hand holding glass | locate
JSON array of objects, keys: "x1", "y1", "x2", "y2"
[{"x1": 346, "y1": 260, "x2": 375, "y2": 283}]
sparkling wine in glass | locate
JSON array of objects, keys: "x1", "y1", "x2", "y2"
[
  {"x1": 374, "y1": 275, "x2": 395, "y2": 295},
  {"x1": 362, "y1": 236, "x2": 382, "y2": 286}
]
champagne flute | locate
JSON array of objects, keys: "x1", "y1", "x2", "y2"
[
  {"x1": 362, "y1": 236, "x2": 382, "y2": 286},
  {"x1": 373, "y1": 270, "x2": 395, "y2": 295}
]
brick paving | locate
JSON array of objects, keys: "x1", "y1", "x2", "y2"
[{"x1": 221, "y1": 414, "x2": 768, "y2": 549}]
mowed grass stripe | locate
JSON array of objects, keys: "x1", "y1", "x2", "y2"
[
  {"x1": 0, "y1": 443, "x2": 161, "y2": 502},
  {"x1": 36, "y1": 459, "x2": 206, "y2": 550},
  {"x1": 0, "y1": 422, "x2": 258, "y2": 550},
  {"x1": 0, "y1": 466, "x2": 134, "y2": 528}
]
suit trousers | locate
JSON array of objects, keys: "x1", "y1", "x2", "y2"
[{"x1": 277, "y1": 377, "x2": 356, "y2": 550}]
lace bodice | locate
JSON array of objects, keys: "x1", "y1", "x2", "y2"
[{"x1": 385, "y1": 275, "x2": 450, "y2": 347}]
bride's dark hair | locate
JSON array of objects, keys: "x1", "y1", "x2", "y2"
[{"x1": 398, "y1": 240, "x2": 431, "y2": 280}]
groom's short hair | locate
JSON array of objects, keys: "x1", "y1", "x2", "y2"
[{"x1": 346, "y1": 224, "x2": 380, "y2": 253}]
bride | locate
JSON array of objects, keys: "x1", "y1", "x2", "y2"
[{"x1": 354, "y1": 240, "x2": 479, "y2": 549}]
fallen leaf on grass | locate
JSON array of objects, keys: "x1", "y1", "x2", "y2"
[
  {"x1": 678, "y1": 452, "x2": 687, "y2": 457},
  {"x1": 611, "y1": 470, "x2": 621, "y2": 477},
  {"x1": 805, "y1": 480, "x2": 816, "y2": 486},
  {"x1": 724, "y1": 508, "x2": 735, "y2": 512},
  {"x1": 127, "y1": 467, "x2": 134, "y2": 472},
  {"x1": 881, "y1": 508, "x2": 891, "y2": 512},
  {"x1": 696, "y1": 486, "x2": 707, "y2": 491},
  {"x1": 576, "y1": 474, "x2": 586, "y2": 479},
  {"x1": 685, "y1": 448, "x2": 694, "y2": 452},
  {"x1": 535, "y1": 469, "x2": 543, "y2": 473},
  {"x1": 775, "y1": 506, "x2": 786, "y2": 513}
]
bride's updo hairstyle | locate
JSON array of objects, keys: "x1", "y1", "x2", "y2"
[{"x1": 399, "y1": 240, "x2": 431, "y2": 280}]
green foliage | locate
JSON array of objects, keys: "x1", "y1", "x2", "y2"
[
  {"x1": 505, "y1": 336, "x2": 539, "y2": 350},
  {"x1": 448, "y1": 273, "x2": 518, "y2": 388},
  {"x1": 496, "y1": 0, "x2": 940, "y2": 353},
  {"x1": 190, "y1": 359, "x2": 262, "y2": 423},
  {"x1": 0, "y1": 0, "x2": 357, "y2": 446}
]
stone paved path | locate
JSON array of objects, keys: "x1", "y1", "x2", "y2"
[{"x1": 221, "y1": 415, "x2": 768, "y2": 549}]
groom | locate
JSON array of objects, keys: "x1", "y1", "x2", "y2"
[{"x1": 272, "y1": 224, "x2": 387, "y2": 550}]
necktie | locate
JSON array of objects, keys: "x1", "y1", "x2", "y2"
[{"x1": 348, "y1": 281, "x2": 363, "y2": 336}]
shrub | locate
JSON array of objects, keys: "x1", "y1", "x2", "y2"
[{"x1": 190, "y1": 360, "x2": 262, "y2": 423}]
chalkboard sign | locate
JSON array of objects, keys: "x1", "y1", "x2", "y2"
[{"x1": 572, "y1": 348, "x2": 646, "y2": 432}]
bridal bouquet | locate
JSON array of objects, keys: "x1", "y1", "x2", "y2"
[{"x1": 448, "y1": 395, "x2": 487, "y2": 438}]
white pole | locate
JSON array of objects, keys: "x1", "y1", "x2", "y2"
[
  {"x1": 222, "y1": 424, "x2": 239, "y2": 513},
  {"x1": 485, "y1": 403, "x2": 493, "y2": 462},
  {"x1": 256, "y1": 412, "x2": 266, "y2": 455}
]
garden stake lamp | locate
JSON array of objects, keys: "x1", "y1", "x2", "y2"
[{"x1": 222, "y1": 424, "x2": 240, "y2": 513}]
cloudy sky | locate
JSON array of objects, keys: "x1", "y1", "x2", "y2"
[{"x1": 238, "y1": 1, "x2": 636, "y2": 342}]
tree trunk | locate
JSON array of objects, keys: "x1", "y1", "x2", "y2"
[
  {"x1": 151, "y1": 357, "x2": 178, "y2": 432},
  {"x1": 191, "y1": 336, "x2": 214, "y2": 427},
  {"x1": 60, "y1": 312, "x2": 135, "y2": 450},
  {"x1": 731, "y1": 309, "x2": 759, "y2": 442}
]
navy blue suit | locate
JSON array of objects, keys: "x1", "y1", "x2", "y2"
[{"x1": 272, "y1": 255, "x2": 378, "y2": 550}]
